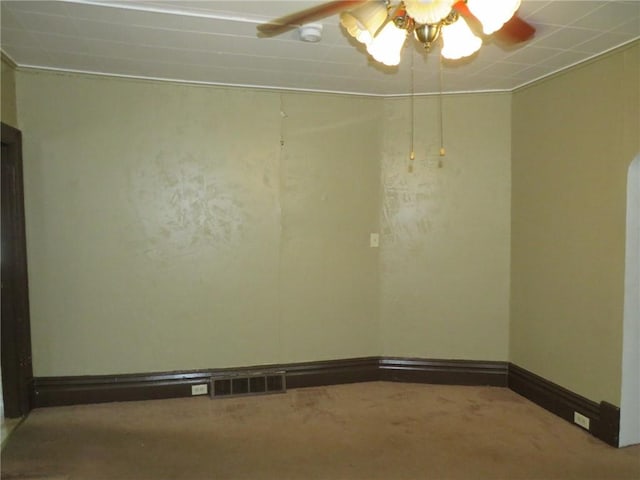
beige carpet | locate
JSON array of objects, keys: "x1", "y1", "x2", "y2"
[{"x1": 1, "y1": 382, "x2": 639, "y2": 480}]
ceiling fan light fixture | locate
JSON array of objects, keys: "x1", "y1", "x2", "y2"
[
  {"x1": 440, "y1": 18, "x2": 482, "y2": 60},
  {"x1": 366, "y1": 20, "x2": 407, "y2": 66},
  {"x1": 404, "y1": 0, "x2": 455, "y2": 25},
  {"x1": 340, "y1": 0, "x2": 389, "y2": 45},
  {"x1": 414, "y1": 23, "x2": 442, "y2": 49},
  {"x1": 257, "y1": 0, "x2": 535, "y2": 67},
  {"x1": 466, "y1": 0, "x2": 522, "y2": 35}
]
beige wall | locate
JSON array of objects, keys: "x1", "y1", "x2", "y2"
[
  {"x1": 510, "y1": 42, "x2": 640, "y2": 404},
  {"x1": 380, "y1": 94, "x2": 511, "y2": 360},
  {"x1": 1, "y1": 56, "x2": 18, "y2": 127},
  {"x1": 277, "y1": 93, "x2": 382, "y2": 362},
  {"x1": 17, "y1": 71, "x2": 382, "y2": 376},
  {"x1": 16, "y1": 69, "x2": 512, "y2": 377}
]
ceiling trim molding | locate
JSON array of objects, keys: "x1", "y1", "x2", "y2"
[
  {"x1": 60, "y1": 0, "x2": 266, "y2": 25},
  {"x1": 1, "y1": 50, "x2": 18, "y2": 68},
  {"x1": 10, "y1": 63, "x2": 515, "y2": 98},
  {"x1": 8, "y1": 38, "x2": 639, "y2": 98}
]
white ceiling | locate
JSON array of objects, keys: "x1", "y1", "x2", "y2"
[{"x1": 1, "y1": 0, "x2": 638, "y2": 96}]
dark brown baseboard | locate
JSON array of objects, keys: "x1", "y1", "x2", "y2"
[
  {"x1": 32, "y1": 356, "x2": 503, "y2": 407},
  {"x1": 32, "y1": 358, "x2": 620, "y2": 447},
  {"x1": 380, "y1": 358, "x2": 508, "y2": 386},
  {"x1": 508, "y1": 363, "x2": 620, "y2": 447},
  {"x1": 32, "y1": 358, "x2": 381, "y2": 408},
  {"x1": 33, "y1": 371, "x2": 213, "y2": 407},
  {"x1": 283, "y1": 357, "x2": 380, "y2": 388}
]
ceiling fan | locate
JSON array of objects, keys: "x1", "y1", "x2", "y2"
[{"x1": 257, "y1": 0, "x2": 536, "y2": 65}]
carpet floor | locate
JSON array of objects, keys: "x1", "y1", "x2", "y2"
[{"x1": 1, "y1": 382, "x2": 639, "y2": 479}]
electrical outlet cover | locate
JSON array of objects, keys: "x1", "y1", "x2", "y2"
[
  {"x1": 191, "y1": 384, "x2": 208, "y2": 396},
  {"x1": 573, "y1": 411, "x2": 590, "y2": 430}
]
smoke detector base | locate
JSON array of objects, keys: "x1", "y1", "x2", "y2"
[{"x1": 299, "y1": 23, "x2": 323, "y2": 42}]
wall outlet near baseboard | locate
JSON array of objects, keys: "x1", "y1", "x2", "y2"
[
  {"x1": 573, "y1": 411, "x2": 590, "y2": 430},
  {"x1": 191, "y1": 384, "x2": 208, "y2": 396}
]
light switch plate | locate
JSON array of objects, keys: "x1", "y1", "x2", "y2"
[{"x1": 370, "y1": 233, "x2": 379, "y2": 248}]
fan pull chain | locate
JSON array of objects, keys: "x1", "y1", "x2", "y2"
[
  {"x1": 279, "y1": 94, "x2": 287, "y2": 147},
  {"x1": 409, "y1": 49, "x2": 415, "y2": 173},
  {"x1": 438, "y1": 55, "x2": 446, "y2": 160}
]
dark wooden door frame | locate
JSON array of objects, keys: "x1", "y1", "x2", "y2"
[{"x1": 1, "y1": 122, "x2": 33, "y2": 418}]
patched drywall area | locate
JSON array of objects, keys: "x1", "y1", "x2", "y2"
[
  {"x1": 129, "y1": 153, "x2": 247, "y2": 260},
  {"x1": 379, "y1": 93, "x2": 511, "y2": 361}
]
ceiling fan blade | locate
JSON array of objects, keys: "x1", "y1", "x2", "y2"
[
  {"x1": 452, "y1": 1, "x2": 535, "y2": 43},
  {"x1": 451, "y1": 0, "x2": 472, "y2": 18},
  {"x1": 451, "y1": 1, "x2": 482, "y2": 31},
  {"x1": 494, "y1": 14, "x2": 536, "y2": 43},
  {"x1": 257, "y1": 0, "x2": 368, "y2": 38}
]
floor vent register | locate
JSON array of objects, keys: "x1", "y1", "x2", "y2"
[{"x1": 210, "y1": 370, "x2": 286, "y2": 399}]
